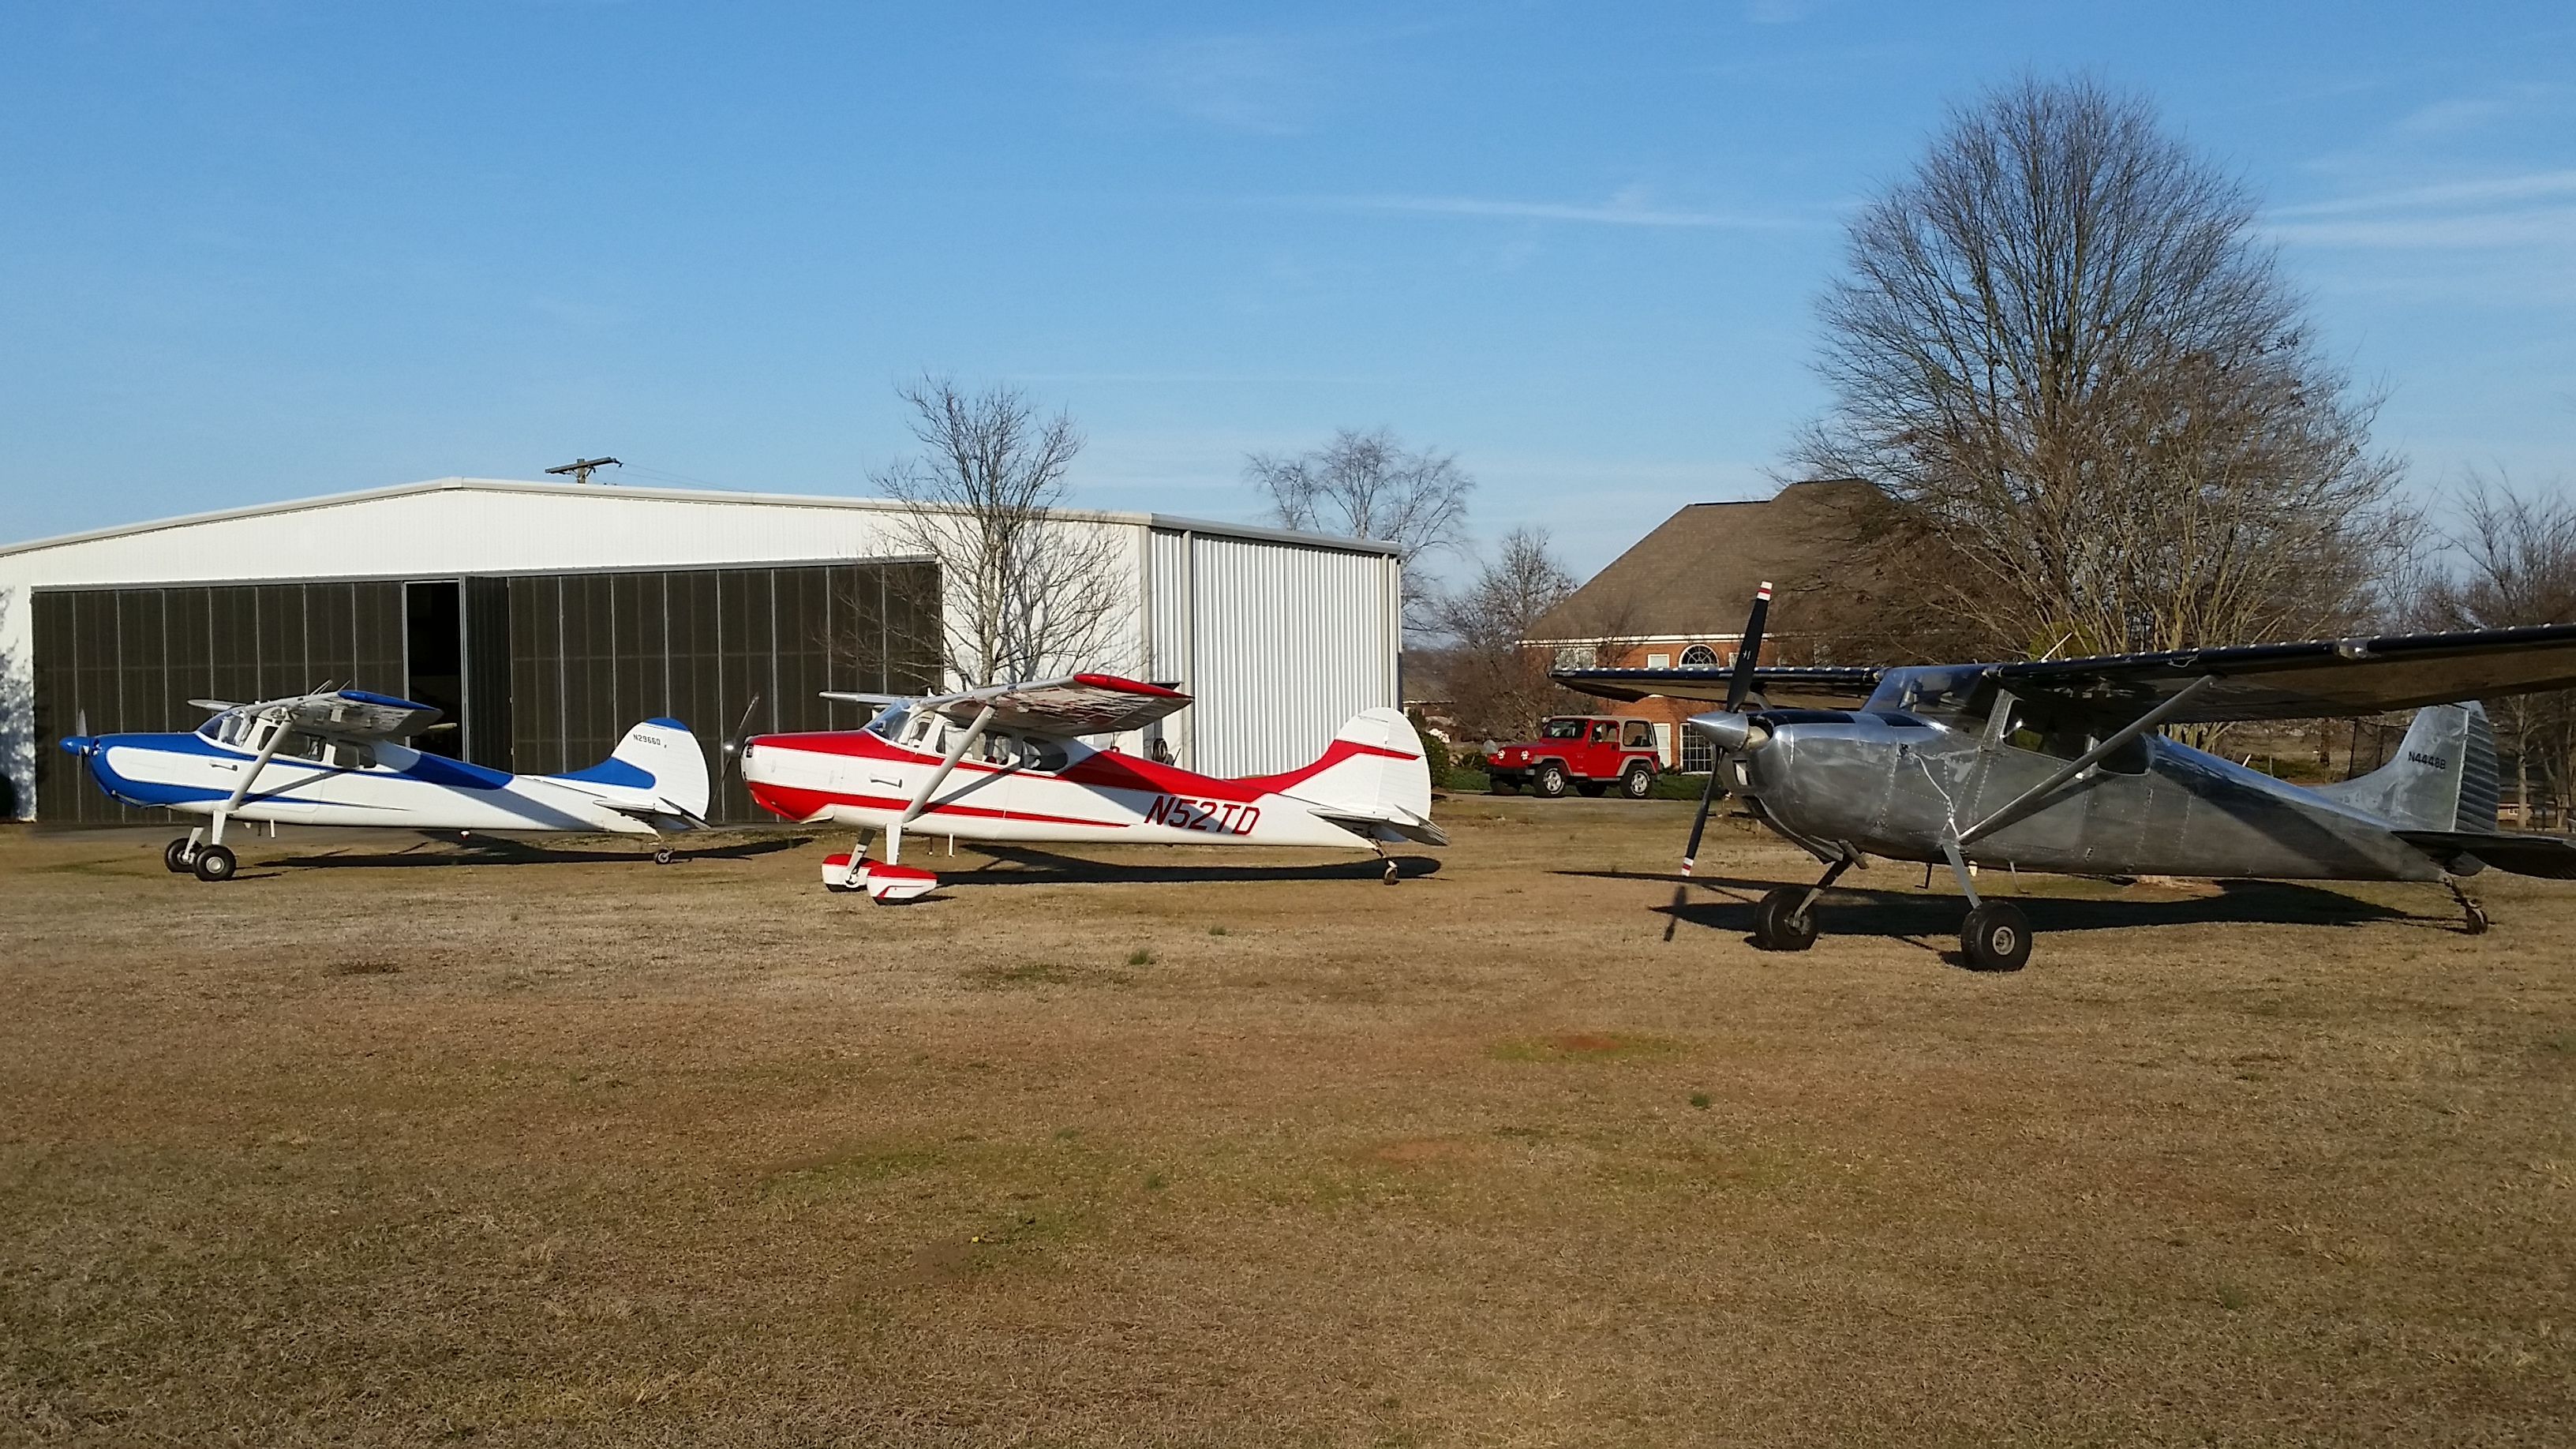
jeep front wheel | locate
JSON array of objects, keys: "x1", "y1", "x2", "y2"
[{"x1": 1533, "y1": 762, "x2": 1570, "y2": 799}]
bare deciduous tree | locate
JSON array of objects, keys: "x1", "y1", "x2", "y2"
[
  {"x1": 1424, "y1": 528, "x2": 1579, "y2": 741},
  {"x1": 0, "y1": 593, "x2": 28, "y2": 818},
  {"x1": 1245, "y1": 428, "x2": 1473, "y2": 618},
  {"x1": 872, "y1": 377, "x2": 1130, "y2": 687},
  {"x1": 2419, "y1": 470, "x2": 2576, "y2": 826},
  {"x1": 1796, "y1": 76, "x2": 2412, "y2": 660}
]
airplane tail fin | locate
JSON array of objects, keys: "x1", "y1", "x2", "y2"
[
  {"x1": 2312, "y1": 701, "x2": 2501, "y2": 833},
  {"x1": 1275, "y1": 708, "x2": 1447, "y2": 845},
  {"x1": 549, "y1": 717, "x2": 713, "y2": 823}
]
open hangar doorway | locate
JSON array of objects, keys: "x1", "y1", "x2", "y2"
[{"x1": 27, "y1": 560, "x2": 938, "y2": 826}]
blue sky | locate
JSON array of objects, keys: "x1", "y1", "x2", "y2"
[{"x1": 3, "y1": 2, "x2": 2570, "y2": 582}]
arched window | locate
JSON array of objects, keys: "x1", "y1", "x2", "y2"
[{"x1": 1679, "y1": 644, "x2": 1720, "y2": 668}]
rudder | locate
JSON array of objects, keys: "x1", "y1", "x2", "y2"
[
  {"x1": 1277, "y1": 707, "x2": 1434, "y2": 821},
  {"x1": 2313, "y1": 702, "x2": 2497, "y2": 832}
]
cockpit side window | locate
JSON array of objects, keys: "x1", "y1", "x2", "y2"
[{"x1": 2003, "y1": 702, "x2": 2154, "y2": 775}]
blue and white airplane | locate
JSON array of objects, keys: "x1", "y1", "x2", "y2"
[{"x1": 58, "y1": 689, "x2": 711, "y2": 881}]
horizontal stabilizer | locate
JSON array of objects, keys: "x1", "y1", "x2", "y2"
[
  {"x1": 1314, "y1": 810, "x2": 1451, "y2": 847},
  {"x1": 2397, "y1": 830, "x2": 2576, "y2": 880}
]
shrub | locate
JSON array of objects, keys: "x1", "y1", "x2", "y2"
[{"x1": 1408, "y1": 709, "x2": 1454, "y2": 785}]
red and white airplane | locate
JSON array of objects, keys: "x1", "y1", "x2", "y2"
[{"x1": 739, "y1": 673, "x2": 1447, "y2": 900}]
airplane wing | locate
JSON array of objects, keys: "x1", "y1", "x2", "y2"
[
  {"x1": 1554, "y1": 666, "x2": 1885, "y2": 708},
  {"x1": 269, "y1": 689, "x2": 446, "y2": 740},
  {"x1": 925, "y1": 673, "x2": 1193, "y2": 736},
  {"x1": 1995, "y1": 623, "x2": 2576, "y2": 724}
]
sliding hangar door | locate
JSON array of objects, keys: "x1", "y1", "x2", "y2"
[{"x1": 30, "y1": 560, "x2": 939, "y2": 825}]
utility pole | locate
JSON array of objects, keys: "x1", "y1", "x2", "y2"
[{"x1": 545, "y1": 456, "x2": 622, "y2": 485}]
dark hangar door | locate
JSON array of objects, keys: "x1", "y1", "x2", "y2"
[
  {"x1": 501, "y1": 560, "x2": 940, "y2": 823},
  {"x1": 29, "y1": 582, "x2": 407, "y2": 825}
]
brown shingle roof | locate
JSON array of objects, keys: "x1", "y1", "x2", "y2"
[{"x1": 1528, "y1": 478, "x2": 1881, "y2": 642}]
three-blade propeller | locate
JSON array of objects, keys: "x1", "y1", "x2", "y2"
[{"x1": 1680, "y1": 582, "x2": 1772, "y2": 876}]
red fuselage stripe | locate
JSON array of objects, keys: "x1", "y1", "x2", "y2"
[
  {"x1": 745, "y1": 780, "x2": 1125, "y2": 829},
  {"x1": 746, "y1": 731, "x2": 1416, "y2": 807}
]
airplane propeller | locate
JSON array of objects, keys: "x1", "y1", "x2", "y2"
[
  {"x1": 1680, "y1": 582, "x2": 1772, "y2": 876},
  {"x1": 721, "y1": 695, "x2": 765, "y2": 777}
]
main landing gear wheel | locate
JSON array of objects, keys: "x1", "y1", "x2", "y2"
[
  {"x1": 2463, "y1": 899, "x2": 2491, "y2": 935},
  {"x1": 1960, "y1": 901, "x2": 2031, "y2": 972},
  {"x1": 1621, "y1": 763, "x2": 1653, "y2": 799},
  {"x1": 191, "y1": 844, "x2": 238, "y2": 883},
  {"x1": 164, "y1": 838, "x2": 192, "y2": 874},
  {"x1": 1753, "y1": 886, "x2": 1820, "y2": 952},
  {"x1": 1533, "y1": 762, "x2": 1570, "y2": 799},
  {"x1": 1383, "y1": 858, "x2": 1400, "y2": 885}
]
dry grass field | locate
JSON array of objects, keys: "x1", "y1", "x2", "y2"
[{"x1": 3, "y1": 799, "x2": 2573, "y2": 1447}]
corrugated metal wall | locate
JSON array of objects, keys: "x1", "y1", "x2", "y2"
[
  {"x1": 1, "y1": 484, "x2": 1404, "y2": 814},
  {"x1": 1149, "y1": 528, "x2": 1400, "y2": 777}
]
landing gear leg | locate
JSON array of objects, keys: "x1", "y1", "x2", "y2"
[
  {"x1": 823, "y1": 830, "x2": 876, "y2": 892},
  {"x1": 1946, "y1": 838, "x2": 2031, "y2": 972},
  {"x1": 1754, "y1": 852, "x2": 1856, "y2": 952},
  {"x1": 2444, "y1": 876, "x2": 2490, "y2": 935}
]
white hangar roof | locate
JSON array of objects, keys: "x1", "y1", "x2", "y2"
[{"x1": 0, "y1": 476, "x2": 1397, "y2": 586}]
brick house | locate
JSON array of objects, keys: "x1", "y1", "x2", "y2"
[{"x1": 1521, "y1": 478, "x2": 1881, "y2": 769}]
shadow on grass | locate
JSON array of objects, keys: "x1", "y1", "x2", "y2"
[
  {"x1": 938, "y1": 844, "x2": 1443, "y2": 888},
  {"x1": 264, "y1": 833, "x2": 815, "y2": 870},
  {"x1": 1563, "y1": 867, "x2": 2439, "y2": 963}
]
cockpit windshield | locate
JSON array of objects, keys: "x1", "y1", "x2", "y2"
[
  {"x1": 865, "y1": 702, "x2": 912, "y2": 739},
  {"x1": 200, "y1": 712, "x2": 255, "y2": 748},
  {"x1": 1863, "y1": 667, "x2": 1994, "y2": 724}
]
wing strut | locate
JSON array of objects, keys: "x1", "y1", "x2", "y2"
[
  {"x1": 886, "y1": 704, "x2": 996, "y2": 866},
  {"x1": 1956, "y1": 676, "x2": 2215, "y2": 848},
  {"x1": 209, "y1": 710, "x2": 297, "y2": 848}
]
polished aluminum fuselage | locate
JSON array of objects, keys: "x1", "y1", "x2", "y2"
[{"x1": 1741, "y1": 714, "x2": 2443, "y2": 882}]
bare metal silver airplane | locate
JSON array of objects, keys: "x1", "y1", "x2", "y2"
[{"x1": 1559, "y1": 587, "x2": 2576, "y2": 971}]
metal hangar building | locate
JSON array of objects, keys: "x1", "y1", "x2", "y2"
[{"x1": 0, "y1": 477, "x2": 1403, "y2": 823}]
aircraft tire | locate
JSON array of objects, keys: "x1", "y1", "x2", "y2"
[
  {"x1": 191, "y1": 844, "x2": 238, "y2": 883},
  {"x1": 1960, "y1": 902, "x2": 2031, "y2": 972},
  {"x1": 654, "y1": 845, "x2": 675, "y2": 866},
  {"x1": 1754, "y1": 886, "x2": 1819, "y2": 952},
  {"x1": 164, "y1": 838, "x2": 192, "y2": 873},
  {"x1": 1533, "y1": 762, "x2": 1570, "y2": 799}
]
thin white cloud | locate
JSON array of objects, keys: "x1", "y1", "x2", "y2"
[
  {"x1": 2271, "y1": 169, "x2": 2576, "y2": 219},
  {"x1": 1286, "y1": 193, "x2": 1808, "y2": 230},
  {"x1": 1076, "y1": 33, "x2": 1324, "y2": 136},
  {"x1": 2266, "y1": 208, "x2": 2576, "y2": 250},
  {"x1": 1743, "y1": 0, "x2": 1825, "y2": 23}
]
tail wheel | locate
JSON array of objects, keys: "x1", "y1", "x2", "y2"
[
  {"x1": 1960, "y1": 902, "x2": 2031, "y2": 972},
  {"x1": 653, "y1": 845, "x2": 675, "y2": 866},
  {"x1": 1753, "y1": 886, "x2": 1819, "y2": 951},
  {"x1": 1533, "y1": 762, "x2": 1570, "y2": 798},
  {"x1": 164, "y1": 838, "x2": 193, "y2": 873},
  {"x1": 191, "y1": 844, "x2": 238, "y2": 883},
  {"x1": 1621, "y1": 763, "x2": 1653, "y2": 799}
]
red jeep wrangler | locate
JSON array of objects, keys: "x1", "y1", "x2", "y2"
[{"x1": 1486, "y1": 716, "x2": 1662, "y2": 799}]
